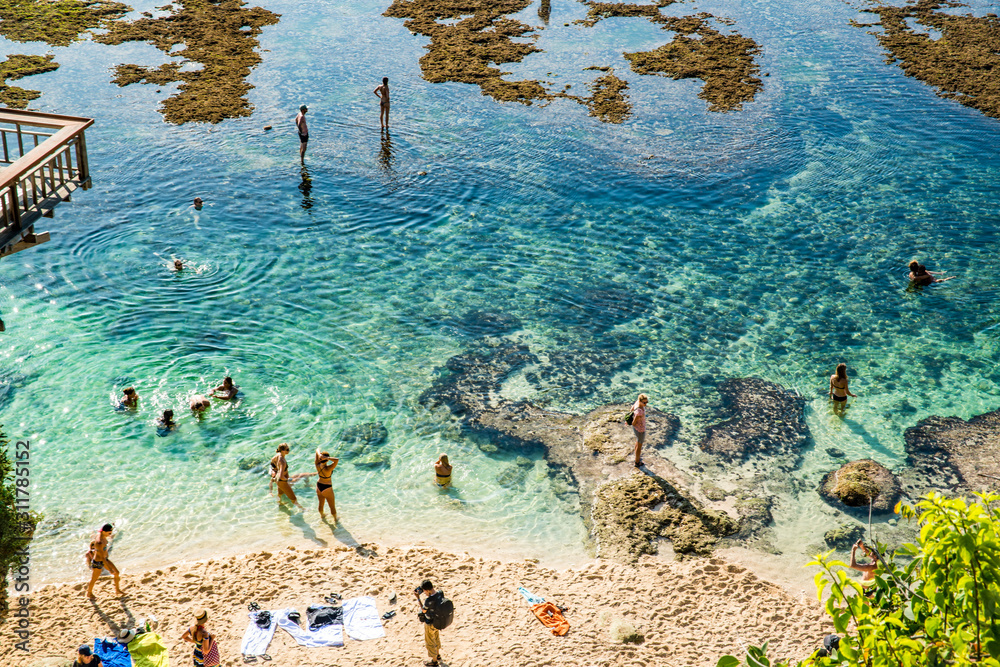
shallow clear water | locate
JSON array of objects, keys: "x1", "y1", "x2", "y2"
[{"x1": 2, "y1": 0, "x2": 999, "y2": 584}]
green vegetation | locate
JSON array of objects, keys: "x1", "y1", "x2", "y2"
[
  {"x1": 0, "y1": 428, "x2": 39, "y2": 617},
  {"x1": 718, "y1": 492, "x2": 1000, "y2": 666},
  {"x1": 0, "y1": 54, "x2": 59, "y2": 108}
]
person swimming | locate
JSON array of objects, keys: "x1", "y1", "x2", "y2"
[
  {"x1": 157, "y1": 409, "x2": 176, "y2": 431},
  {"x1": 120, "y1": 387, "x2": 138, "y2": 409},
  {"x1": 211, "y1": 376, "x2": 238, "y2": 400},
  {"x1": 908, "y1": 260, "x2": 955, "y2": 285},
  {"x1": 434, "y1": 454, "x2": 452, "y2": 488},
  {"x1": 190, "y1": 395, "x2": 211, "y2": 413},
  {"x1": 315, "y1": 448, "x2": 339, "y2": 521}
]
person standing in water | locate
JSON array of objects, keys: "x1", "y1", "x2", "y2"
[
  {"x1": 210, "y1": 376, "x2": 238, "y2": 400},
  {"x1": 631, "y1": 393, "x2": 648, "y2": 468},
  {"x1": 434, "y1": 454, "x2": 452, "y2": 488},
  {"x1": 270, "y1": 443, "x2": 302, "y2": 509},
  {"x1": 294, "y1": 105, "x2": 309, "y2": 161},
  {"x1": 374, "y1": 77, "x2": 390, "y2": 128},
  {"x1": 315, "y1": 448, "x2": 339, "y2": 522},
  {"x1": 829, "y1": 363, "x2": 857, "y2": 415},
  {"x1": 85, "y1": 523, "x2": 124, "y2": 599}
]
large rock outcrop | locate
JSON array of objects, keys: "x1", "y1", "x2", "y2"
[
  {"x1": 818, "y1": 459, "x2": 902, "y2": 514},
  {"x1": 904, "y1": 409, "x2": 1000, "y2": 495}
]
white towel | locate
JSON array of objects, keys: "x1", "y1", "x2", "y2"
[
  {"x1": 276, "y1": 608, "x2": 344, "y2": 647},
  {"x1": 241, "y1": 611, "x2": 278, "y2": 656},
  {"x1": 341, "y1": 596, "x2": 386, "y2": 641}
]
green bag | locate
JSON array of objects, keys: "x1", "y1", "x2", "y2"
[{"x1": 625, "y1": 411, "x2": 634, "y2": 425}]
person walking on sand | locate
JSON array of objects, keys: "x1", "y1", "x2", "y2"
[
  {"x1": 415, "y1": 580, "x2": 445, "y2": 666},
  {"x1": 270, "y1": 443, "x2": 302, "y2": 509},
  {"x1": 829, "y1": 363, "x2": 857, "y2": 415},
  {"x1": 434, "y1": 454, "x2": 452, "y2": 488},
  {"x1": 295, "y1": 105, "x2": 309, "y2": 161},
  {"x1": 182, "y1": 609, "x2": 220, "y2": 667},
  {"x1": 631, "y1": 393, "x2": 648, "y2": 468},
  {"x1": 85, "y1": 524, "x2": 124, "y2": 599},
  {"x1": 374, "y1": 77, "x2": 390, "y2": 128},
  {"x1": 315, "y1": 447, "x2": 339, "y2": 521}
]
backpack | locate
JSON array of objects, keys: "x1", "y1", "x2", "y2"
[{"x1": 425, "y1": 591, "x2": 454, "y2": 630}]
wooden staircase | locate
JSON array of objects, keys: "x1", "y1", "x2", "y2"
[{"x1": 0, "y1": 109, "x2": 93, "y2": 258}]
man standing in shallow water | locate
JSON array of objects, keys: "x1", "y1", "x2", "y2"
[
  {"x1": 374, "y1": 77, "x2": 390, "y2": 128},
  {"x1": 295, "y1": 104, "x2": 309, "y2": 161}
]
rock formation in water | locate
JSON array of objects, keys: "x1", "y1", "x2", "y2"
[
  {"x1": 698, "y1": 378, "x2": 808, "y2": 463},
  {"x1": 818, "y1": 458, "x2": 902, "y2": 514},
  {"x1": 854, "y1": 0, "x2": 1000, "y2": 120},
  {"x1": 903, "y1": 408, "x2": 1000, "y2": 495}
]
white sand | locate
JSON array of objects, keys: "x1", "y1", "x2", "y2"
[{"x1": 6, "y1": 542, "x2": 830, "y2": 667}]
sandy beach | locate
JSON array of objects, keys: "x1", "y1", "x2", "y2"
[{"x1": 7, "y1": 543, "x2": 829, "y2": 667}]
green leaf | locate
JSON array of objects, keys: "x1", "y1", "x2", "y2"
[{"x1": 716, "y1": 657, "x2": 741, "y2": 667}]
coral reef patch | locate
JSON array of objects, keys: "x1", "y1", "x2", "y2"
[
  {"x1": 855, "y1": 0, "x2": 1000, "y2": 120},
  {"x1": 586, "y1": 72, "x2": 631, "y2": 123},
  {"x1": 624, "y1": 13, "x2": 763, "y2": 112},
  {"x1": 903, "y1": 408, "x2": 1000, "y2": 495},
  {"x1": 97, "y1": 0, "x2": 280, "y2": 124},
  {"x1": 0, "y1": 54, "x2": 59, "y2": 108},
  {"x1": 0, "y1": 0, "x2": 129, "y2": 46},
  {"x1": 818, "y1": 458, "x2": 901, "y2": 514}
]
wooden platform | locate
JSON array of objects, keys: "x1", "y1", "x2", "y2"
[{"x1": 0, "y1": 109, "x2": 93, "y2": 258}]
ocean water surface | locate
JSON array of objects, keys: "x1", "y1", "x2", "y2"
[{"x1": 2, "y1": 0, "x2": 999, "y2": 584}]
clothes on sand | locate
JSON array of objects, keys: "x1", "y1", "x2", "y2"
[
  {"x1": 127, "y1": 632, "x2": 170, "y2": 667},
  {"x1": 277, "y1": 608, "x2": 344, "y2": 647},
  {"x1": 92, "y1": 639, "x2": 129, "y2": 667},
  {"x1": 306, "y1": 604, "x2": 344, "y2": 631},
  {"x1": 241, "y1": 610, "x2": 278, "y2": 657},
  {"x1": 531, "y1": 602, "x2": 570, "y2": 636},
  {"x1": 341, "y1": 596, "x2": 386, "y2": 641}
]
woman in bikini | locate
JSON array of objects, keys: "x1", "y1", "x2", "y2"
[
  {"x1": 85, "y1": 524, "x2": 124, "y2": 599},
  {"x1": 434, "y1": 454, "x2": 452, "y2": 488},
  {"x1": 270, "y1": 444, "x2": 303, "y2": 509},
  {"x1": 315, "y1": 448, "x2": 339, "y2": 521},
  {"x1": 210, "y1": 376, "x2": 238, "y2": 400},
  {"x1": 182, "y1": 609, "x2": 220, "y2": 667},
  {"x1": 829, "y1": 363, "x2": 857, "y2": 415}
]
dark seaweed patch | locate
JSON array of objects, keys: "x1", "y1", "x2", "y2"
[
  {"x1": 0, "y1": 54, "x2": 59, "y2": 108},
  {"x1": 0, "y1": 0, "x2": 129, "y2": 46}
]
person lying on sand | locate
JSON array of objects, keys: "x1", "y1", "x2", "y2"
[{"x1": 211, "y1": 376, "x2": 238, "y2": 400}]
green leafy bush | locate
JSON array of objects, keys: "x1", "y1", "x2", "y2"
[
  {"x1": 0, "y1": 428, "x2": 39, "y2": 617},
  {"x1": 717, "y1": 492, "x2": 1000, "y2": 667}
]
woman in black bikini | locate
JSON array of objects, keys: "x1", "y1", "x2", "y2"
[
  {"x1": 314, "y1": 448, "x2": 339, "y2": 522},
  {"x1": 85, "y1": 524, "x2": 124, "y2": 599},
  {"x1": 829, "y1": 363, "x2": 857, "y2": 415}
]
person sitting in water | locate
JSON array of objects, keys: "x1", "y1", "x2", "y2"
[
  {"x1": 173, "y1": 259, "x2": 184, "y2": 271},
  {"x1": 908, "y1": 260, "x2": 955, "y2": 285},
  {"x1": 434, "y1": 454, "x2": 452, "y2": 488},
  {"x1": 120, "y1": 387, "x2": 138, "y2": 409},
  {"x1": 850, "y1": 539, "x2": 878, "y2": 581},
  {"x1": 157, "y1": 409, "x2": 176, "y2": 430},
  {"x1": 211, "y1": 376, "x2": 238, "y2": 400},
  {"x1": 190, "y1": 395, "x2": 211, "y2": 413}
]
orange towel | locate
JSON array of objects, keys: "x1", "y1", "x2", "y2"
[{"x1": 531, "y1": 602, "x2": 569, "y2": 636}]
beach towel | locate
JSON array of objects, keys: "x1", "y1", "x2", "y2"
[
  {"x1": 531, "y1": 602, "x2": 569, "y2": 636},
  {"x1": 518, "y1": 586, "x2": 545, "y2": 605},
  {"x1": 241, "y1": 610, "x2": 278, "y2": 656},
  {"x1": 277, "y1": 608, "x2": 343, "y2": 647},
  {"x1": 128, "y1": 632, "x2": 170, "y2": 667},
  {"x1": 92, "y1": 638, "x2": 131, "y2": 667},
  {"x1": 341, "y1": 596, "x2": 386, "y2": 641}
]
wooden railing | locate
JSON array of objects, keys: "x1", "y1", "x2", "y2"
[{"x1": 0, "y1": 109, "x2": 93, "y2": 257}]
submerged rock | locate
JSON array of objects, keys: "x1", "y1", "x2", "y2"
[
  {"x1": 904, "y1": 409, "x2": 1000, "y2": 494},
  {"x1": 818, "y1": 459, "x2": 901, "y2": 513},
  {"x1": 823, "y1": 523, "x2": 865, "y2": 549},
  {"x1": 699, "y1": 378, "x2": 808, "y2": 462},
  {"x1": 591, "y1": 474, "x2": 737, "y2": 562},
  {"x1": 237, "y1": 455, "x2": 267, "y2": 472},
  {"x1": 452, "y1": 310, "x2": 522, "y2": 338},
  {"x1": 340, "y1": 422, "x2": 389, "y2": 448}
]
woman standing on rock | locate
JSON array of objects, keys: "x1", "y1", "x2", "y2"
[
  {"x1": 632, "y1": 394, "x2": 648, "y2": 468},
  {"x1": 829, "y1": 363, "x2": 857, "y2": 415}
]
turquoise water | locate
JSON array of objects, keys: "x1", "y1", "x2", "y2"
[{"x1": 2, "y1": 0, "x2": 1000, "y2": 583}]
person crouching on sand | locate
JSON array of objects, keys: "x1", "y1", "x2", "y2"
[
  {"x1": 270, "y1": 443, "x2": 303, "y2": 509},
  {"x1": 85, "y1": 523, "x2": 123, "y2": 599},
  {"x1": 315, "y1": 448, "x2": 339, "y2": 522},
  {"x1": 434, "y1": 454, "x2": 452, "y2": 488}
]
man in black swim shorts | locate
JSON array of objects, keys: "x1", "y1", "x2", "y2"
[{"x1": 295, "y1": 104, "x2": 309, "y2": 161}]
